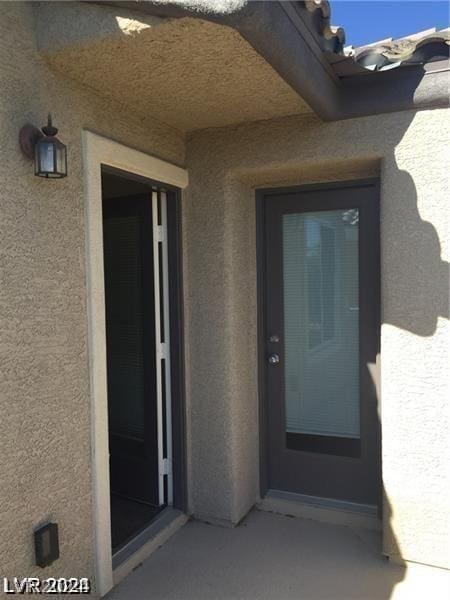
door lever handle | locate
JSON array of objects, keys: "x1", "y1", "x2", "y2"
[{"x1": 268, "y1": 353, "x2": 280, "y2": 365}]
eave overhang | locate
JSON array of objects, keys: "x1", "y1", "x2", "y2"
[{"x1": 97, "y1": 0, "x2": 449, "y2": 121}]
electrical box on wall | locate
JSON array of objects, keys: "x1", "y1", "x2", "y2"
[{"x1": 34, "y1": 523, "x2": 59, "y2": 568}]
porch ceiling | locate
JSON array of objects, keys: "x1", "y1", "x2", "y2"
[{"x1": 35, "y1": 3, "x2": 311, "y2": 133}]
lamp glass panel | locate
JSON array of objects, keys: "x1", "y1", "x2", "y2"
[
  {"x1": 39, "y1": 142, "x2": 56, "y2": 173},
  {"x1": 56, "y1": 144, "x2": 66, "y2": 175}
]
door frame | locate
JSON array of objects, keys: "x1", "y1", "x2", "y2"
[
  {"x1": 256, "y1": 178, "x2": 381, "y2": 501},
  {"x1": 82, "y1": 131, "x2": 188, "y2": 596}
]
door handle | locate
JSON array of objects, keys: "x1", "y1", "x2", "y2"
[{"x1": 268, "y1": 353, "x2": 280, "y2": 365}]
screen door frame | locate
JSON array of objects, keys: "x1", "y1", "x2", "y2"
[
  {"x1": 83, "y1": 131, "x2": 188, "y2": 596},
  {"x1": 256, "y1": 178, "x2": 381, "y2": 504}
]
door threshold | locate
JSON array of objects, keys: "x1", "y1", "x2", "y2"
[
  {"x1": 258, "y1": 490, "x2": 381, "y2": 531},
  {"x1": 112, "y1": 508, "x2": 188, "y2": 585}
]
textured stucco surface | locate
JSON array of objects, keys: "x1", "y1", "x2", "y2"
[
  {"x1": 184, "y1": 109, "x2": 450, "y2": 568},
  {"x1": 1, "y1": 0, "x2": 449, "y2": 590},
  {"x1": 0, "y1": 2, "x2": 184, "y2": 593},
  {"x1": 34, "y1": 1, "x2": 310, "y2": 132}
]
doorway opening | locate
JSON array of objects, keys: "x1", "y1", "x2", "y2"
[{"x1": 101, "y1": 167, "x2": 186, "y2": 555}]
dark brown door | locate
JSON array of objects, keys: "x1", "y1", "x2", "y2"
[{"x1": 261, "y1": 181, "x2": 380, "y2": 506}]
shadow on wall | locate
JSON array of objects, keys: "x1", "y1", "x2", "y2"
[
  {"x1": 367, "y1": 128, "x2": 449, "y2": 597},
  {"x1": 382, "y1": 165, "x2": 449, "y2": 337}
]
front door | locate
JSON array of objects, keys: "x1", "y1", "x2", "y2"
[{"x1": 261, "y1": 180, "x2": 380, "y2": 506}]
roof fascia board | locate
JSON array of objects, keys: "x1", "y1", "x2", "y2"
[
  {"x1": 277, "y1": 2, "x2": 340, "y2": 83},
  {"x1": 227, "y1": 2, "x2": 449, "y2": 119},
  {"x1": 338, "y1": 67, "x2": 450, "y2": 119},
  {"x1": 223, "y1": 1, "x2": 343, "y2": 119}
]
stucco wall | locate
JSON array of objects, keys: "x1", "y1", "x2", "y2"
[
  {"x1": 0, "y1": 2, "x2": 184, "y2": 591},
  {"x1": 1, "y1": 0, "x2": 449, "y2": 587},
  {"x1": 184, "y1": 109, "x2": 450, "y2": 568}
]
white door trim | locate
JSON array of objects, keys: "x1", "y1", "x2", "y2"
[
  {"x1": 151, "y1": 190, "x2": 174, "y2": 506},
  {"x1": 82, "y1": 131, "x2": 188, "y2": 597}
]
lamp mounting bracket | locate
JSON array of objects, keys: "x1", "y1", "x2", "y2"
[{"x1": 19, "y1": 123, "x2": 43, "y2": 160}]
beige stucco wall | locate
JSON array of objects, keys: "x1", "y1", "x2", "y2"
[
  {"x1": 0, "y1": 1, "x2": 184, "y2": 590},
  {"x1": 184, "y1": 109, "x2": 450, "y2": 568},
  {"x1": 1, "y1": 0, "x2": 449, "y2": 589}
]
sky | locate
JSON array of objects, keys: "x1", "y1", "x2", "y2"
[{"x1": 330, "y1": 1, "x2": 450, "y2": 47}]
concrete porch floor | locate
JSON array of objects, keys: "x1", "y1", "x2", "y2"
[{"x1": 106, "y1": 508, "x2": 449, "y2": 600}]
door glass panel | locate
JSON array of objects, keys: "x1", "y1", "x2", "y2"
[
  {"x1": 283, "y1": 209, "x2": 360, "y2": 456},
  {"x1": 103, "y1": 213, "x2": 146, "y2": 441}
]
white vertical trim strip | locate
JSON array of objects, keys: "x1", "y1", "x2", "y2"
[
  {"x1": 82, "y1": 130, "x2": 188, "y2": 597},
  {"x1": 161, "y1": 191, "x2": 174, "y2": 505},
  {"x1": 82, "y1": 132, "x2": 114, "y2": 597},
  {"x1": 152, "y1": 191, "x2": 165, "y2": 506}
]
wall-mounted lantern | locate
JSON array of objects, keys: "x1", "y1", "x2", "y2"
[{"x1": 19, "y1": 114, "x2": 67, "y2": 178}]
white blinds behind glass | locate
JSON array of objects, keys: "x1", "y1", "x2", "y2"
[{"x1": 283, "y1": 209, "x2": 360, "y2": 439}]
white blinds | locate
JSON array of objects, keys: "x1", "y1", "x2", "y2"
[
  {"x1": 103, "y1": 214, "x2": 146, "y2": 441},
  {"x1": 283, "y1": 209, "x2": 360, "y2": 439}
]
